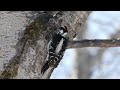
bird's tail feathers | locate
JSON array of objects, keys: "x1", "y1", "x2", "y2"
[{"x1": 41, "y1": 61, "x2": 49, "y2": 75}]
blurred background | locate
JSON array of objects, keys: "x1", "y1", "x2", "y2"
[
  {"x1": 1, "y1": 11, "x2": 120, "y2": 79},
  {"x1": 51, "y1": 11, "x2": 120, "y2": 79}
]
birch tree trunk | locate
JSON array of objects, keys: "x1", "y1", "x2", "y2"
[{"x1": 0, "y1": 11, "x2": 91, "y2": 79}]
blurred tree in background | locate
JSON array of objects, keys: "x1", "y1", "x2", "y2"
[
  {"x1": 51, "y1": 11, "x2": 120, "y2": 79},
  {"x1": 1, "y1": 11, "x2": 120, "y2": 79}
]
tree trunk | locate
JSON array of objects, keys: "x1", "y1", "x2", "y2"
[{"x1": 0, "y1": 11, "x2": 91, "y2": 79}]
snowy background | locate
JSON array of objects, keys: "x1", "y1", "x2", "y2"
[
  {"x1": 1, "y1": 11, "x2": 120, "y2": 79},
  {"x1": 51, "y1": 11, "x2": 120, "y2": 79}
]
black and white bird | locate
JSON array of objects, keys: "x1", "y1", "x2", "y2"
[{"x1": 41, "y1": 26, "x2": 68, "y2": 74}]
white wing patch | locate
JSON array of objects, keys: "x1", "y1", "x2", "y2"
[
  {"x1": 47, "y1": 39, "x2": 52, "y2": 51},
  {"x1": 55, "y1": 38, "x2": 64, "y2": 54}
]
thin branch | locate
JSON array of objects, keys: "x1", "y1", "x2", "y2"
[{"x1": 67, "y1": 39, "x2": 120, "y2": 49}]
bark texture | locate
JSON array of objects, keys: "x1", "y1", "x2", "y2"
[{"x1": 0, "y1": 11, "x2": 91, "y2": 79}]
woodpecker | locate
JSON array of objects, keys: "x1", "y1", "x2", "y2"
[{"x1": 41, "y1": 26, "x2": 68, "y2": 74}]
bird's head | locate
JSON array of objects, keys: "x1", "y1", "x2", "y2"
[{"x1": 59, "y1": 26, "x2": 68, "y2": 37}]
